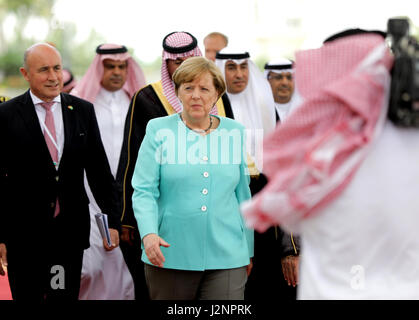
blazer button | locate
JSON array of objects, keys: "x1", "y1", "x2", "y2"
[
  {"x1": 201, "y1": 205, "x2": 207, "y2": 212},
  {"x1": 202, "y1": 188, "x2": 208, "y2": 195},
  {"x1": 50, "y1": 202, "x2": 55, "y2": 208},
  {"x1": 203, "y1": 172, "x2": 209, "y2": 178},
  {"x1": 55, "y1": 176, "x2": 59, "y2": 182}
]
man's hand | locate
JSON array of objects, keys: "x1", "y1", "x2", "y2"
[
  {"x1": 103, "y1": 228, "x2": 120, "y2": 251},
  {"x1": 120, "y1": 226, "x2": 136, "y2": 246},
  {"x1": 281, "y1": 255, "x2": 299, "y2": 287},
  {"x1": 143, "y1": 233, "x2": 170, "y2": 268},
  {"x1": 0, "y1": 243, "x2": 7, "y2": 276}
]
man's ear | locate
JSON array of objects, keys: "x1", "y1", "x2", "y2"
[{"x1": 20, "y1": 67, "x2": 29, "y2": 81}]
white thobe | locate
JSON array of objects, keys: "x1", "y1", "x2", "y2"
[
  {"x1": 296, "y1": 121, "x2": 419, "y2": 299},
  {"x1": 274, "y1": 101, "x2": 292, "y2": 123},
  {"x1": 79, "y1": 88, "x2": 134, "y2": 300}
]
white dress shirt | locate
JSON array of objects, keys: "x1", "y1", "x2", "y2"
[{"x1": 30, "y1": 91, "x2": 64, "y2": 163}]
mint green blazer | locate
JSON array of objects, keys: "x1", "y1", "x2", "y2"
[{"x1": 132, "y1": 114, "x2": 253, "y2": 271}]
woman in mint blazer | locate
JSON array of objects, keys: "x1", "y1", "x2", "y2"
[{"x1": 131, "y1": 57, "x2": 253, "y2": 300}]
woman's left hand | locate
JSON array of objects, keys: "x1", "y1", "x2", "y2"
[{"x1": 246, "y1": 258, "x2": 253, "y2": 276}]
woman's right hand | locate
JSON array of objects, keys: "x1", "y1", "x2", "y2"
[{"x1": 143, "y1": 233, "x2": 170, "y2": 267}]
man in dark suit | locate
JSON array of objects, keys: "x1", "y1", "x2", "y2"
[{"x1": 0, "y1": 43, "x2": 120, "y2": 301}]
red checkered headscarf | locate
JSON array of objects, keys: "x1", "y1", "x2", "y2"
[
  {"x1": 241, "y1": 33, "x2": 394, "y2": 233},
  {"x1": 161, "y1": 32, "x2": 203, "y2": 113}
]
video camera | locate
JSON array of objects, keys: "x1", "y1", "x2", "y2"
[{"x1": 387, "y1": 17, "x2": 419, "y2": 127}]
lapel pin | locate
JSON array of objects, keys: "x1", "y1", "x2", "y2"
[{"x1": 68, "y1": 105, "x2": 73, "y2": 110}]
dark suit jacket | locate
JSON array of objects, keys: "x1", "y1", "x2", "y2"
[{"x1": 0, "y1": 90, "x2": 120, "y2": 251}]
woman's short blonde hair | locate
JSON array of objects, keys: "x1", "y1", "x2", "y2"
[{"x1": 172, "y1": 56, "x2": 226, "y2": 98}]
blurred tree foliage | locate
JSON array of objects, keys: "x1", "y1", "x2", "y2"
[
  {"x1": 46, "y1": 22, "x2": 105, "y2": 76},
  {"x1": 413, "y1": 25, "x2": 419, "y2": 40},
  {"x1": 1, "y1": 1, "x2": 418, "y2": 93},
  {"x1": 0, "y1": 0, "x2": 106, "y2": 90},
  {"x1": 0, "y1": 0, "x2": 55, "y2": 77},
  {"x1": 0, "y1": 0, "x2": 159, "y2": 92}
]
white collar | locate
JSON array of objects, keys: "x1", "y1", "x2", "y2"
[
  {"x1": 30, "y1": 90, "x2": 61, "y2": 106},
  {"x1": 97, "y1": 87, "x2": 128, "y2": 103}
]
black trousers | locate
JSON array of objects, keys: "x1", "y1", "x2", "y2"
[
  {"x1": 245, "y1": 227, "x2": 297, "y2": 301},
  {"x1": 6, "y1": 216, "x2": 85, "y2": 301},
  {"x1": 244, "y1": 174, "x2": 297, "y2": 301},
  {"x1": 7, "y1": 242, "x2": 84, "y2": 301},
  {"x1": 119, "y1": 229, "x2": 149, "y2": 300}
]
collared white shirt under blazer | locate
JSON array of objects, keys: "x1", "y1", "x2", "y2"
[{"x1": 30, "y1": 90, "x2": 64, "y2": 163}]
